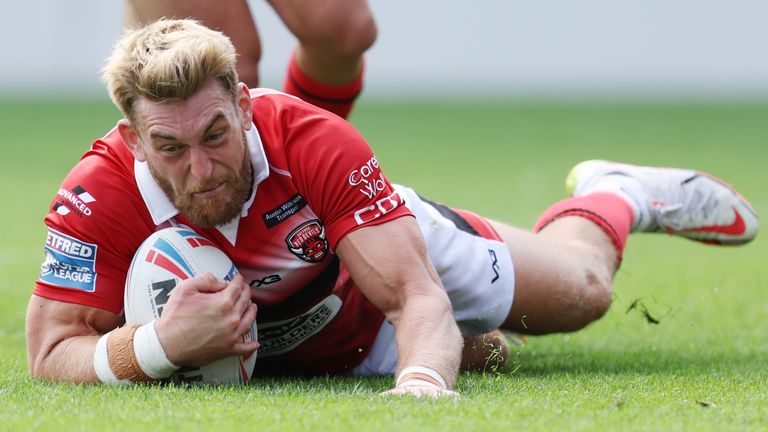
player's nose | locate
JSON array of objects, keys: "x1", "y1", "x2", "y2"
[{"x1": 189, "y1": 147, "x2": 214, "y2": 180}]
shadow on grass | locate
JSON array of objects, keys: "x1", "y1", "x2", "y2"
[
  {"x1": 235, "y1": 374, "x2": 392, "y2": 395},
  {"x1": 214, "y1": 345, "x2": 766, "y2": 394},
  {"x1": 504, "y1": 345, "x2": 765, "y2": 377},
  {"x1": 12, "y1": 346, "x2": 762, "y2": 396},
  {"x1": 238, "y1": 343, "x2": 765, "y2": 392}
]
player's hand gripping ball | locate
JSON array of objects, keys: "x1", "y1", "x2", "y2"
[{"x1": 124, "y1": 227, "x2": 257, "y2": 384}]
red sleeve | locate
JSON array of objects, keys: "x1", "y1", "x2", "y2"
[
  {"x1": 34, "y1": 139, "x2": 155, "y2": 315},
  {"x1": 269, "y1": 100, "x2": 413, "y2": 249}
]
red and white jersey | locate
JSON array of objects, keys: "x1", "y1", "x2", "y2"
[{"x1": 34, "y1": 89, "x2": 413, "y2": 375}]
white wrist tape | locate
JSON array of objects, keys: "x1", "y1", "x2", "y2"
[
  {"x1": 93, "y1": 331, "x2": 131, "y2": 385},
  {"x1": 133, "y1": 320, "x2": 179, "y2": 379},
  {"x1": 397, "y1": 379, "x2": 442, "y2": 389},
  {"x1": 93, "y1": 321, "x2": 179, "y2": 385},
  {"x1": 396, "y1": 365, "x2": 448, "y2": 389}
]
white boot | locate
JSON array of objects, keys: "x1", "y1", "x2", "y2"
[{"x1": 566, "y1": 160, "x2": 759, "y2": 245}]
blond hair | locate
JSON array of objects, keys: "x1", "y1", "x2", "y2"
[{"x1": 102, "y1": 19, "x2": 238, "y2": 123}]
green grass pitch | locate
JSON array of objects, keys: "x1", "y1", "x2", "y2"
[{"x1": 0, "y1": 99, "x2": 766, "y2": 431}]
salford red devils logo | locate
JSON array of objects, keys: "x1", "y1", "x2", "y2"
[{"x1": 285, "y1": 220, "x2": 329, "y2": 263}]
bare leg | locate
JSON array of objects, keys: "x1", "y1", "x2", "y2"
[
  {"x1": 124, "y1": 0, "x2": 263, "y2": 86},
  {"x1": 490, "y1": 217, "x2": 617, "y2": 335},
  {"x1": 460, "y1": 330, "x2": 510, "y2": 371},
  {"x1": 490, "y1": 158, "x2": 760, "y2": 336},
  {"x1": 268, "y1": 0, "x2": 377, "y2": 85}
]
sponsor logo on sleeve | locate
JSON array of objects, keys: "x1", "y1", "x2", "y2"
[
  {"x1": 257, "y1": 294, "x2": 342, "y2": 357},
  {"x1": 285, "y1": 220, "x2": 329, "y2": 263},
  {"x1": 39, "y1": 228, "x2": 98, "y2": 292},
  {"x1": 348, "y1": 155, "x2": 388, "y2": 199},
  {"x1": 52, "y1": 185, "x2": 96, "y2": 217},
  {"x1": 262, "y1": 193, "x2": 307, "y2": 228},
  {"x1": 353, "y1": 190, "x2": 405, "y2": 225}
]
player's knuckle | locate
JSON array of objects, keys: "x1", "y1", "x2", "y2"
[{"x1": 219, "y1": 293, "x2": 237, "y2": 311}]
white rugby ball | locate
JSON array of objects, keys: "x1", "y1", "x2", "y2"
[{"x1": 124, "y1": 227, "x2": 257, "y2": 385}]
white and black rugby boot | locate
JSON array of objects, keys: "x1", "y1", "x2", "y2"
[{"x1": 565, "y1": 160, "x2": 759, "y2": 245}]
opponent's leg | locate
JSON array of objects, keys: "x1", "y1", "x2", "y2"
[
  {"x1": 496, "y1": 161, "x2": 758, "y2": 335},
  {"x1": 124, "y1": 0, "x2": 263, "y2": 86},
  {"x1": 269, "y1": 0, "x2": 377, "y2": 118}
]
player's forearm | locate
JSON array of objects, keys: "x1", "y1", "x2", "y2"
[
  {"x1": 391, "y1": 287, "x2": 462, "y2": 388},
  {"x1": 26, "y1": 295, "x2": 123, "y2": 383},
  {"x1": 29, "y1": 335, "x2": 100, "y2": 383}
]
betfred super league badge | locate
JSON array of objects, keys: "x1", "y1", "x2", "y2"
[
  {"x1": 285, "y1": 220, "x2": 329, "y2": 263},
  {"x1": 39, "y1": 228, "x2": 98, "y2": 292}
]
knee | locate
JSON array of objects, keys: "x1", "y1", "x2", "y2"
[
  {"x1": 295, "y1": 9, "x2": 378, "y2": 57},
  {"x1": 566, "y1": 267, "x2": 613, "y2": 331},
  {"x1": 460, "y1": 330, "x2": 510, "y2": 372},
  {"x1": 236, "y1": 61, "x2": 260, "y2": 88},
  {"x1": 340, "y1": 11, "x2": 378, "y2": 56}
]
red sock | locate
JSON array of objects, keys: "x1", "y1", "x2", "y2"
[
  {"x1": 283, "y1": 53, "x2": 363, "y2": 119},
  {"x1": 534, "y1": 193, "x2": 634, "y2": 262}
]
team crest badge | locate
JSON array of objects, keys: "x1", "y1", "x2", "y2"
[{"x1": 285, "y1": 220, "x2": 329, "y2": 263}]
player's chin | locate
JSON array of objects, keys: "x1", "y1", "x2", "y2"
[{"x1": 183, "y1": 205, "x2": 238, "y2": 228}]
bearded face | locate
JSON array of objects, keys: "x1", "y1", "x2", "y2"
[
  {"x1": 125, "y1": 80, "x2": 257, "y2": 229},
  {"x1": 149, "y1": 132, "x2": 253, "y2": 229}
]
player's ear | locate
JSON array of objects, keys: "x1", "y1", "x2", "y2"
[
  {"x1": 237, "y1": 83, "x2": 252, "y2": 131},
  {"x1": 118, "y1": 119, "x2": 147, "y2": 162}
]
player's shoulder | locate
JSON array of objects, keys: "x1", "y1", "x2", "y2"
[
  {"x1": 46, "y1": 126, "x2": 154, "y2": 253},
  {"x1": 248, "y1": 87, "x2": 361, "y2": 168},
  {"x1": 56, "y1": 128, "x2": 138, "y2": 211},
  {"x1": 68, "y1": 126, "x2": 136, "y2": 183},
  {"x1": 248, "y1": 87, "x2": 350, "y2": 128},
  {"x1": 249, "y1": 88, "x2": 303, "y2": 116},
  {"x1": 249, "y1": 88, "x2": 302, "y2": 105}
]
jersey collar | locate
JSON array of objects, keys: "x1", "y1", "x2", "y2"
[{"x1": 134, "y1": 123, "x2": 269, "y2": 227}]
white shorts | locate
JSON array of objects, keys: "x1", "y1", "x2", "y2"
[{"x1": 352, "y1": 184, "x2": 515, "y2": 376}]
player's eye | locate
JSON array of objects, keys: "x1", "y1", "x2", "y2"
[
  {"x1": 160, "y1": 145, "x2": 181, "y2": 155},
  {"x1": 206, "y1": 132, "x2": 223, "y2": 143}
]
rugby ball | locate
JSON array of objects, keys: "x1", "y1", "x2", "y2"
[{"x1": 124, "y1": 227, "x2": 257, "y2": 385}]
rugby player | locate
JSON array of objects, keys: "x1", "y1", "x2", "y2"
[
  {"x1": 124, "y1": 0, "x2": 376, "y2": 118},
  {"x1": 26, "y1": 19, "x2": 759, "y2": 398}
]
